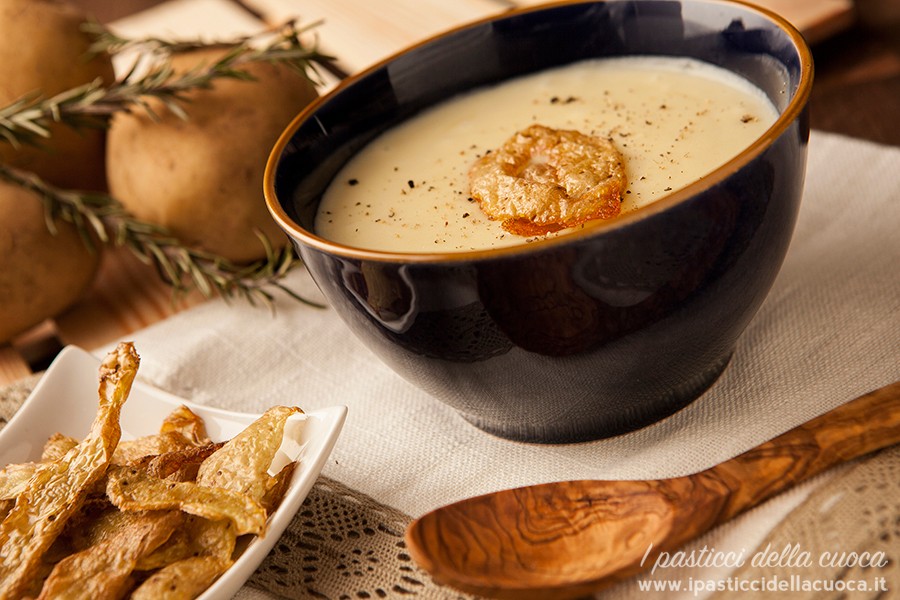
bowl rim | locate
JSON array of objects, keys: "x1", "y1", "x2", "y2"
[{"x1": 264, "y1": 0, "x2": 813, "y2": 264}]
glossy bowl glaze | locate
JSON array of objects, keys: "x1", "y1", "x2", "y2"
[{"x1": 265, "y1": 0, "x2": 812, "y2": 443}]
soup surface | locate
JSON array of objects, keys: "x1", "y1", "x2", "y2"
[{"x1": 316, "y1": 56, "x2": 779, "y2": 253}]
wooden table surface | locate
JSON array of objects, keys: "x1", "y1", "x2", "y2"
[{"x1": 2, "y1": 0, "x2": 898, "y2": 386}]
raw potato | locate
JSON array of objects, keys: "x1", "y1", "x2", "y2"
[
  {"x1": 107, "y1": 48, "x2": 319, "y2": 263},
  {"x1": 0, "y1": 181, "x2": 99, "y2": 343},
  {"x1": 0, "y1": 0, "x2": 109, "y2": 343},
  {"x1": 0, "y1": 0, "x2": 116, "y2": 191}
]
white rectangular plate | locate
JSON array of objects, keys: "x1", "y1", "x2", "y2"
[{"x1": 0, "y1": 345, "x2": 347, "y2": 600}]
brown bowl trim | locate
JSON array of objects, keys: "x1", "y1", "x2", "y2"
[{"x1": 264, "y1": 0, "x2": 814, "y2": 264}]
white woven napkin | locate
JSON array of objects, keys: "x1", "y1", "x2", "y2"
[{"x1": 108, "y1": 130, "x2": 899, "y2": 597}]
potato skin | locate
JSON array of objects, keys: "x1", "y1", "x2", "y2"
[
  {"x1": 0, "y1": 181, "x2": 99, "y2": 343},
  {"x1": 0, "y1": 0, "x2": 116, "y2": 191},
  {"x1": 107, "y1": 48, "x2": 319, "y2": 263},
  {"x1": 0, "y1": 0, "x2": 110, "y2": 342}
]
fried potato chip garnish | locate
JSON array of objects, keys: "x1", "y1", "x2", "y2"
[
  {"x1": 160, "y1": 405, "x2": 211, "y2": 446},
  {"x1": 37, "y1": 510, "x2": 182, "y2": 600},
  {"x1": 133, "y1": 524, "x2": 184, "y2": 571},
  {"x1": 113, "y1": 431, "x2": 206, "y2": 466},
  {"x1": 134, "y1": 527, "x2": 192, "y2": 571},
  {"x1": 63, "y1": 499, "x2": 133, "y2": 552},
  {"x1": 0, "y1": 342, "x2": 139, "y2": 600},
  {"x1": 261, "y1": 460, "x2": 298, "y2": 514},
  {"x1": 131, "y1": 555, "x2": 231, "y2": 600},
  {"x1": 135, "y1": 514, "x2": 237, "y2": 571},
  {"x1": 197, "y1": 405, "x2": 302, "y2": 502},
  {"x1": 142, "y1": 442, "x2": 224, "y2": 482},
  {"x1": 0, "y1": 435, "x2": 80, "y2": 501},
  {"x1": 469, "y1": 124, "x2": 625, "y2": 236},
  {"x1": 136, "y1": 514, "x2": 236, "y2": 573},
  {"x1": 187, "y1": 515, "x2": 238, "y2": 561},
  {"x1": 0, "y1": 462, "x2": 37, "y2": 501},
  {"x1": 112, "y1": 406, "x2": 212, "y2": 467},
  {"x1": 106, "y1": 466, "x2": 267, "y2": 536},
  {"x1": 1, "y1": 344, "x2": 305, "y2": 600},
  {"x1": 42, "y1": 433, "x2": 79, "y2": 462}
]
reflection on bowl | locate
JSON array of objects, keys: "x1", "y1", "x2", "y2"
[{"x1": 265, "y1": 0, "x2": 812, "y2": 443}]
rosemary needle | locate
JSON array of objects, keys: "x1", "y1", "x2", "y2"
[
  {"x1": 0, "y1": 20, "x2": 333, "y2": 146},
  {"x1": 0, "y1": 20, "x2": 331, "y2": 307},
  {"x1": 0, "y1": 161, "x2": 322, "y2": 309}
]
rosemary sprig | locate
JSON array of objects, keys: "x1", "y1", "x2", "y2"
[
  {"x1": 0, "y1": 19, "x2": 333, "y2": 147},
  {"x1": 0, "y1": 20, "x2": 332, "y2": 306},
  {"x1": 0, "y1": 161, "x2": 321, "y2": 309}
]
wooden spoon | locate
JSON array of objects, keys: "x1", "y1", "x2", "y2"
[{"x1": 406, "y1": 381, "x2": 900, "y2": 599}]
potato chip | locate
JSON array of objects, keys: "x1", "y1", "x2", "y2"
[
  {"x1": 197, "y1": 405, "x2": 301, "y2": 502},
  {"x1": 135, "y1": 514, "x2": 237, "y2": 582},
  {"x1": 130, "y1": 555, "x2": 231, "y2": 599},
  {"x1": 469, "y1": 124, "x2": 625, "y2": 235},
  {"x1": 143, "y1": 442, "x2": 223, "y2": 482},
  {"x1": 42, "y1": 433, "x2": 79, "y2": 461},
  {"x1": 160, "y1": 405, "x2": 211, "y2": 446},
  {"x1": 0, "y1": 342, "x2": 139, "y2": 599},
  {"x1": 64, "y1": 499, "x2": 132, "y2": 552},
  {"x1": 113, "y1": 431, "x2": 206, "y2": 467},
  {"x1": 261, "y1": 461, "x2": 297, "y2": 514},
  {"x1": 106, "y1": 466, "x2": 267, "y2": 536},
  {"x1": 0, "y1": 342, "x2": 305, "y2": 600},
  {"x1": 0, "y1": 435, "x2": 79, "y2": 501},
  {"x1": 37, "y1": 509, "x2": 182, "y2": 599},
  {"x1": 0, "y1": 461, "x2": 36, "y2": 501},
  {"x1": 134, "y1": 524, "x2": 185, "y2": 571},
  {"x1": 112, "y1": 405, "x2": 212, "y2": 467},
  {"x1": 186, "y1": 516, "x2": 238, "y2": 560}
]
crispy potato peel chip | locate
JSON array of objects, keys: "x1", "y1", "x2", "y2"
[
  {"x1": 134, "y1": 514, "x2": 235, "y2": 571},
  {"x1": 197, "y1": 405, "x2": 302, "y2": 501},
  {"x1": 0, "y1": 462, "x2": 37, "y2": 501},
  {"x1": 132, "y1": 555, "x2": 231, "y2": 599},
  {"x1": 37, "y1": 510, "x2": 182, "y2": 600},
  {"x1": 106, "y1": 465, "x2": 268, "y2": 536},
  {"x1": 42, "y1": 433, "x2": 79, "y2": 461},
  {"x1": 469, "y1": 124, "x2": 625, "y2": 235},
  {"x1": 0, "y1": 343, "x2": 303, "y2": 600},
  {"x1": 160, "y1": 404, "x2": 211, "y2": 446},
  {"x1": 142, "y1": 442, "x2": 223, "y2": 482},
  {"x1": 0, "y1": 342, "x2": 139, "y2": 600}
]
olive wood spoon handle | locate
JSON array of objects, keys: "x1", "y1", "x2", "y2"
[{"x1": 405, "y1": 381, "x2": 900, "y2": 599}]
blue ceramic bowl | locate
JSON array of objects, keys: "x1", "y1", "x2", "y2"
[{"x1": 265, "y1": 0, "x2": 812, "y2": 443}]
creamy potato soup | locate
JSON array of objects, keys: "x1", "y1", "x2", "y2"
[{"x1": 316, "y1": 56, "x2": 779, "y2": 252}]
